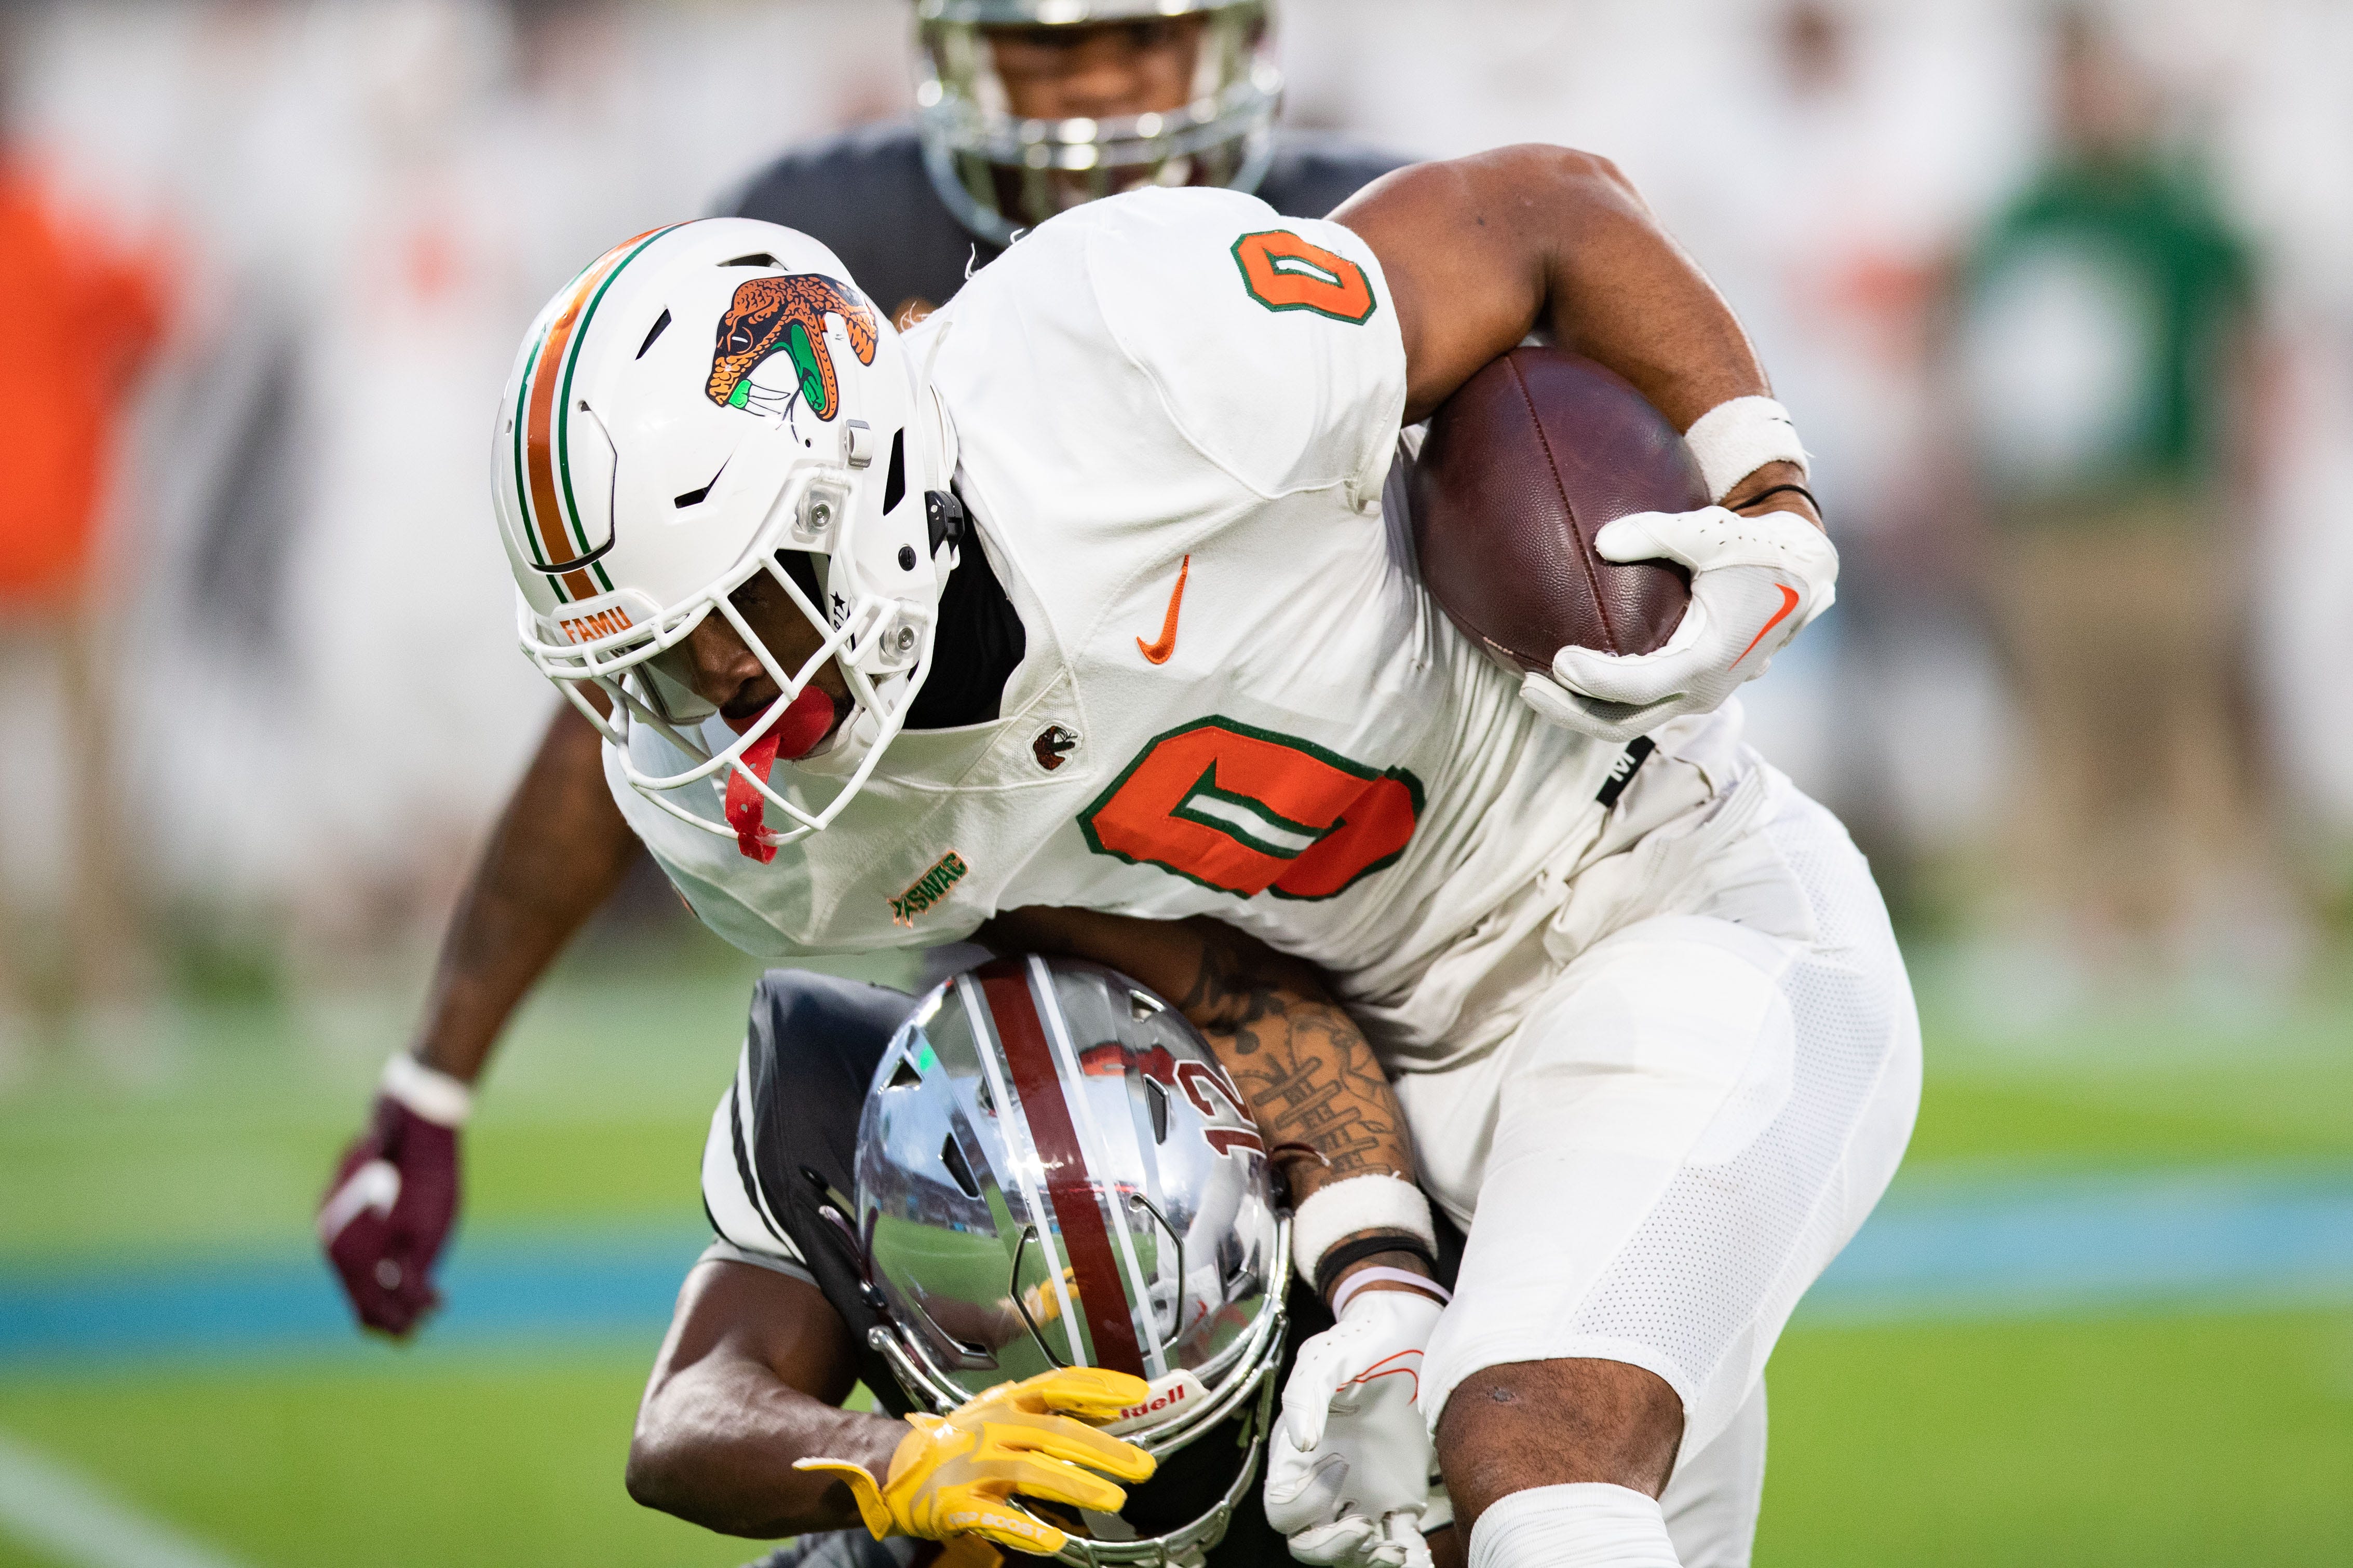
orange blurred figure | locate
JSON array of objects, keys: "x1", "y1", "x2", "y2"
[
  {"x1": 0, "y1": 152, "x2": 167, "y2": 1022},
  {"x1": 0, "y1": 162, "x2": 164, "y2": 607}
]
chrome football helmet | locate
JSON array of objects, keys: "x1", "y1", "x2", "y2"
[
  {"x1": 493, "y1": 219, "x2": 959, "y2": 857},
  {"x1": 914, "y1": 0, "x2": 1282, "y2": 248},
  {"x1": 856, "y1": 956, "x2": 1290, "y2": 1567}
]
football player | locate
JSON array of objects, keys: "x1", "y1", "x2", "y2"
[
  {"x1": 317, "y1": 0, "x2": 1401, "y2": 1348},
  {"x1": 633, "y1": 957, "x2": 1410, "y2": 1568},
  {"x1": 736, "y1": 1, "x2": 1401, "y2": 326},
  {"x1": 472, "y1": 141, "x2": 1918, "y2": 1568}
]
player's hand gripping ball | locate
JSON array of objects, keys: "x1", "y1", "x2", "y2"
[
  {"x1": 1408, "y1": 348, "x2": 1837, "y2": 744},
  {"x1": 1264, "y1": 1289, "x2": 1445, "y2": 1568},
  {"x1": 1527, "y1": 503, "x2": 1838, "y2": 742},
  {"x1": 796, "y1": 1367, "x2": 1158, "y2": 1556},
  {"x1": 317, "y1": 1069, "x2": 464, "y2": 1337}
]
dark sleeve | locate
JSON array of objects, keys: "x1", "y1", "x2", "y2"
[
  {"x1": 733, "y1": 967, "x2": 924, "y2": 1416},
  {"x1": 1255, "y1": 130, "x2": 1415, "y2": 221},
  {"x1": 722, "y1": 122, "x2": 998, "y2": 322}
]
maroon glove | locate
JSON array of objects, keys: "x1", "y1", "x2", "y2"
[{"x1": 319, "y1": 1057, "x2": 468, "y2": 1337}]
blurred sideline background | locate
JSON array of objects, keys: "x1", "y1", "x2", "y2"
[{"x1": 0, "y1": 2, "x2": 2348, "y2": 1565}]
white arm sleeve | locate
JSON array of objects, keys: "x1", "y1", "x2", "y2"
[{"x1": 699, "y1": 1044, "x2": 810, "y2": 1270}]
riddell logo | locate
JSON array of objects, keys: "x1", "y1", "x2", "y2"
[
  {"x1": 1105, "y1": 1370, "x2": 1210, "y2": 1434},
  {"x1": 558, "y1": 606, "x2": 635, "y2": 645},
  {"x1": 1118, "y1": 1384, "x2": 1191, "y2": 1422}
]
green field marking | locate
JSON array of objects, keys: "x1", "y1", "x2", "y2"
[
  {"x1": 0, "y1": 1351, "x2": 757, "y2": 1568},
  {"x1": 1761, "y1": 1305, "x2": 2353, "y2": 1565},
  {"x1": 0, "y1": 1426, "x2": 249, "y2": 1568}
]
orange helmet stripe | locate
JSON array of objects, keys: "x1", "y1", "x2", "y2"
[{"x1": 515, "y1": 226, "x2": 672, "y2": 603}]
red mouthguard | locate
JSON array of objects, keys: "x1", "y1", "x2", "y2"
[{"x1": 723, "y1": 686, "x2": 836, "y2": 862}]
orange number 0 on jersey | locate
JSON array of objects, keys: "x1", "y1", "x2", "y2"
[
  {"x1": 1230, "y1": 230, "x2": 1378, "y2": 324},
  {"x1": 1079, "y1": 718, "x2": 1423, "y2": 901}
]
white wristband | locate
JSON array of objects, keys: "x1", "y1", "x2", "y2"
[
  {"x1": 1682, "y1": 396, "x2": 1808, "y2": 503},
  {"x1": 382, "y1": 1053, "x2": 473, "y2": 1128},
  {"x1": 1291, "y1": 1173, "x2": 1436, "y2": 1288}
]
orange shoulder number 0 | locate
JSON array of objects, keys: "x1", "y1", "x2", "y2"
[{"x1": 1230, "y1": 230, "x2": 1377, "y2": 324}]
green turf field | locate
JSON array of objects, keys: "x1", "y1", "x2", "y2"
[{"x1": 1, "y1": 943, "x2": 2347, "y2": 1567}]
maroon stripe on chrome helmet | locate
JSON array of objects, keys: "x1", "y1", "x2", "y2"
[
  {"x1": 978, "y1": 958, "x2": 1151, "y2": 1378},
  {"x1": 854, "y1": 956, "x2": 1290, "y2": 1568}
]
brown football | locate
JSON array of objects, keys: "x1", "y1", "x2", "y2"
[{"x1": 1408, "y1": 347, "x2": 1700, "y2": 671}]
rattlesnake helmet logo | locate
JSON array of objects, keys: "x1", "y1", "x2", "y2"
[{"x1": 706, "y1": 274, "x2": 878, "y2": 420}]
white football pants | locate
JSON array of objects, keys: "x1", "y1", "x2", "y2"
[{"x1": 1398, "y1": 766, "x2": 1921, "y2": 1567}]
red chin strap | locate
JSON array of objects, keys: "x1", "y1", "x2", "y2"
[{"x1": 723, "y1": 685, "x2": 837, "y2": 863}]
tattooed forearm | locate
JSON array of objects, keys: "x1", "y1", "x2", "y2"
[
  {"x1": 978, "y1": 905, "x2": 1419, "y2": 1206},
  {"x1": 1170, "y1": 922, "x2": 1412, "y2": 1200},
  {"x1": 1241, "y1": 1035, "x2": 1389, "y2": 1173}
]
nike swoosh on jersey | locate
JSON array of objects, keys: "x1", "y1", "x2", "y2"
[
  {"x1": 1732, "y1": 583, "x2": 1802, "y2": 667},
  {"x1": 1135, "y1": 555, "x2": 1191, "y2": 665}
]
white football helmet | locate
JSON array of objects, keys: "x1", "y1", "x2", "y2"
[{"x1": 493, "y1": 219, "x2": 960, "y2": 855}]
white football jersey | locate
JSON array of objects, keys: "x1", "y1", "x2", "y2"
[{"x1": 609, "y1": 188, "x2": 1741, "y2": 1070}]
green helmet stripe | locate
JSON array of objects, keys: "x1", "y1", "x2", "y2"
[
  {"x1": 553, "y1": 224, "x2": 683, "y2": 596},
  {"x1": 508, "y1": 323, "x2": 563, "y2": 603}
]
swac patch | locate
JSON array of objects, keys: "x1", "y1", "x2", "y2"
[
  {"x1": 707, "y1": 274, "x2": 877, "y2": 420},
  {"x1": 1079, "y1": 717, "x2": 1422, "y2": 901},
  {"x1": 889, "y1": 851, "x2": 969, "y2": 926}
]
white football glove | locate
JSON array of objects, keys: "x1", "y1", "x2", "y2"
[
  {"x1": 1521, "y1": 505, "x2": 1838, "y2": 744},
  {"x1": 1263, "y1": 1289, "x2": 1444, "y2": 1568}
]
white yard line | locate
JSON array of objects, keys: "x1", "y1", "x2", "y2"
[{"x1": 0, "y1": 1431, "x2": 250, "y2": 1568}]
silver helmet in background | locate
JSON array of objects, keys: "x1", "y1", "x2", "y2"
[
  {"x1": 857, "y1": 955, "x2": 1290, "y2": 1567},
  {"x1": 914, "y1": 0, "x2": 1282, "y2": 247}
]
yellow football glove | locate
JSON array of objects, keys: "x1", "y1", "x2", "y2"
[{"x1": 795, "y1": 1367, "x2": 1158, "y2": 1557}]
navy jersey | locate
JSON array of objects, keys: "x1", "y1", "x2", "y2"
[{"x1": 724, "y1": 120, "x2": 1408, "y2": 323}]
